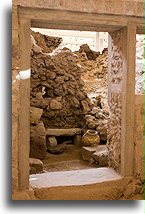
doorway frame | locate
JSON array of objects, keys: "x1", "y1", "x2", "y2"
[{"x1": 17, "y1": 6, "x2": 143, "y2": 190}]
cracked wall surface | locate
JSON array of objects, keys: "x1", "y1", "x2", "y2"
[
  {"x1": 134, "y1": 95, "x2": 144, "y2": 181},
  {"x1": 107, "y1": 30, "x2": 123, "y2": 172},
  {"x1": 12, "y1": 0, "x2": 143, "y2": 17},
  {"x1": 12, "y1": 5, "x2": 20, "y2": 192}
]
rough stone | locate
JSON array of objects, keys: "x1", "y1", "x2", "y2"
[
  {"x1": 31, "y1": 30, "x2": 63, "y2": 53},
  {"x1": 47, "y1": 136, "x2": 57, "y2": 147},
  {"x1": 47, "y1": 144, "x2": 66, "y2": 154},
  {"x1": 96, "y1": 121, "x2": 108, "y2": 142},
  {"x1": 30, "y1": 122, "x2": 47, "y2": 160},
  {"x1": 50, "y1": 99, "x2": 62, "y2": 110},
  {"x1": 92, "y1": 145, "x2": 108, "y2": 166},
  {"x1": 79, "y1": 44, "x2": 99, "y2": 60},
  {"x1": 29, "y1": 158, "x2": 44, "y2": 174},
  {"x1": 81, "y1": 100, "x2": 90, "y2": 114},
  {"x1": 30, "y1": 107, "x2": 43, "y2": 124},
  {"x1": 90, "y1": 107, "x2": 99, "y2": 115},
  {"x1": 81, "y1": 146, "x2": 99, "y2": 161}
]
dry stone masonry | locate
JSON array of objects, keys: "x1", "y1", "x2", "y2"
[{"x1": 29, "y1": 30, "x2": 110, "y2": 169}]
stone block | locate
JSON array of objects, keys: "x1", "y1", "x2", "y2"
[
  {"x1": 81, "y1": 146, "x2": 98, "y2": 161},
  {"x1": 30, "y1": 107, "x2": 43, "y2": 124},
  {"x1": 47, "y1": 136, "x2": 57, "y2": 147},
  {"x1": 29, "y1": 158, "x2": 44, "y2": 174},
  {"x1": 30, "y1": 122, "x2": 47, "y2": 160},
  {"x1": 50, "y1": 99, "x2": 62, "y2": 110},
  {"x1": 92, "y1": 145, "x2": 108, "y2": 167},
  {"x1": 47, "y1": 144, "x2": 66, "y2": 154}
]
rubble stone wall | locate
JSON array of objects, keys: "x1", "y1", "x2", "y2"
[
  {"x1": 136, "y1": 34, "x2": 144, "y2": 94},
  {"x1": 30, "y1": 45, "x2": 92, "y2": 129},
  {"x1": 31, "y1": 30, "x2": 63, "y2": 53}
]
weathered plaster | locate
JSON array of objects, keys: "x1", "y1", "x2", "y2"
[
  {"x1": 134, "y1": 95, "x2": 144, "y2": 181},
  {"x1": 107, "y1": 30, "x2": 123, "y2": 172},
  {"x1": 13, "y1": 0, "x2": 143, "y2": 17},
  {"x1": 12, "y1": 5, "x2": 20, "y2": 192}
]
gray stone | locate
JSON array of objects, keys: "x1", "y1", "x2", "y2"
[
  {"x1": 81, "y1": 146, "x2": 99, "y2": 161},
  {"x1": 92, "y1": 145, "x2": 108, "y2": 166},
  {"x1": 29, "y1": 158, "x2": 44, "y2": 175},
  {"x1": 30, "y1": 122, "x2": 47, "y2": 160}
]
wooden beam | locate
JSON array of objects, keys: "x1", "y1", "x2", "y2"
[{"x1": 46, "y1": 128, "x2": 82, "y2": 136}]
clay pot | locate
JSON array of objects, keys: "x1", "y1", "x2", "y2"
[{"x1": 82, "y1": 130, "x2": 100, "y2": 147}]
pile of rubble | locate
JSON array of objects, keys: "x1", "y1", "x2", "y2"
[
  {"x1": 31, "y1": 46, "x2": 92, "y2": 129},
  {"x1": 30, "y1": 33, "x2": 109, "y2": 132},
  {"x1": 75, "y1": 45, "x2": 108, "y2": 110},
  {"x1": 31, "y1": 30, "x2": 63, "y2": 53}
]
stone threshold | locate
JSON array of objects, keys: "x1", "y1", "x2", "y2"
[{"x1": 30, "y1": 167, "x2": 122, "y2": 188}]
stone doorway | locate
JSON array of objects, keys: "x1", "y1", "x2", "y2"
[{"x1": 17, "y1": 6, "x2": 141, "y2": 191}]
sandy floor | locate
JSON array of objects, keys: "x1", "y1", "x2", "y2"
[{"x1": 42, "y1": 144, "x2": 98, "y2": 172}]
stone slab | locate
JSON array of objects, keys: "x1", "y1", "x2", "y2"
[{"x1": 30, "y1": 167, "x2": 122, "y2": 188}]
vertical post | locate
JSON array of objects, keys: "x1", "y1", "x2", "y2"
[
  {"x1": 121, "y1": 23, "x2": 136, "y2": 176},
  {"x1": 18, "y1": 17, "x2": 31, "y2": 190},
  {"x1": 108, "y1": 24, "x2": 136, "y2": 174}
]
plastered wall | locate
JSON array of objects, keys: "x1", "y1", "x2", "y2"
[
  {"x1": 107, "y1": 30, "x2": 123, "y2": 172},
  {"x1": 12, "y1": 0, "x2": 143, "y2": 17},
  {"x1": 12, "y1": 5, "x2": 20, "y2": 192}
]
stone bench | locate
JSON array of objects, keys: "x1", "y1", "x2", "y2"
[{"x1": 45, "y1": 128, "x2": 82, "y2": 146}]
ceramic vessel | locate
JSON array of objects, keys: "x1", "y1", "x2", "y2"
[{"x1": 82, "y1": 129, "x2": 100, "y2": 147}]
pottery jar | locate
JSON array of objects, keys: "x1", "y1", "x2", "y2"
[{"x1": 82, "y1": 129, "x2": 100, "y2": 147}]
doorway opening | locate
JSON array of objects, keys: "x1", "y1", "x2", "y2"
[{"x1": 29, "y1": 29, "x2": 110, "y2": 175}]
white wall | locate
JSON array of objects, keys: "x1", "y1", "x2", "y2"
[{"x1": 31, "y1": 28, "x2": 108, "y2": 52}]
